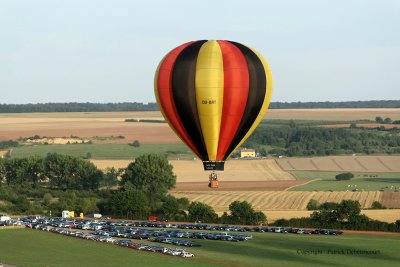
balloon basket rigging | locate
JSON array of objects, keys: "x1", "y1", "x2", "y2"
[{"x1": 208, "y1": 171, "x2": 219, "y2": 188}]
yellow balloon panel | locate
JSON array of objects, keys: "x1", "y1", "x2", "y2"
[{"x1": 195, "y1": 40, "x2": 224, "y2": 160}]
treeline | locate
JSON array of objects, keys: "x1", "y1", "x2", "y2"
[
  {"x1": 0, "y1": 140, "x2": 18, "y2": 149},
  {"x1": 243, "y1": 124, "x2": 400, "y2": 156},
  {"x1": 0, "y1": 154, "x2": 102, "y2": 190},
  {"x1": 1, "y1": 100, "x2": 399, "y2": 113},
  {"x1": 269, "y1": 100, "x2": 400, "y2": 109},
  {"x1": 0, "y1": 102, "x2": 158, "y2": 113},
  {"x1": 275, "y1": 200, "x2": 400, "y2": 232}
]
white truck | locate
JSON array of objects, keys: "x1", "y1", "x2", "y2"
[{"x1": 0, "y1": 214, "x2": 11, "y2": 221}]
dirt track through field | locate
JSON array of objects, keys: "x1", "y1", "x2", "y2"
[
  {"x1": 277, "y1": 156, "x2": 400, "y2": 172},
  {"x1": 172, "y1": 180, "x2": 310, "y2": 191}
]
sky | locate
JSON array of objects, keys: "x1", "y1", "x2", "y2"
[{"x1": 0, "y1": 0, "x2": 399, "y2": 104}]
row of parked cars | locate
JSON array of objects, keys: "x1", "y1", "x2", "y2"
[
  {"x1": 28, "y1": 223, "x2": 195, "y2": 258},
  {"x1": 20, "y1": 216, "x2": 343, "y2": 236}
]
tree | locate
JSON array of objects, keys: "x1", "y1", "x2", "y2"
[
  {"x1": 43, "y1": 193, "x2": 53, "y2": 206},
  {"x1": 229, "y1": 201, "x2": 255, "y2": 225},
  {"x1": 109, "y1": 189, "x2": 149, "y2": 219},
  {"x1": 79, "y1": 198, "x2": 100, "y2": 214},
  {"x1": 337, "y1": 200, "x2": 361, "y2": 222},
  {"x1": 100, "y1": 167, "x2": 120, "y2": 188},
  {"x1": 43, "y1": 153, "x2": 102, "y2": 190},
  {"x1": 131, "y1": 140, "x2": 140, "y2": 147},
  {"x1": 335, "y1": 172, "x2": 354, "y2": 180},
  {"x1": 121, "y1": 154, "x2": 176, "y2": 206},
  {"x1": 370, "y1": 201, "x2": 386, "y2": 209},
  {"x1": 0, "y1": 158, "x2": 6, "y2": 183},
  {"x1": 319, "y1": 202, "x2": 339, "y2": 210},
  {"x1": 375, "y1": 116, "x2": 384, "y2": 123},
  {"x1": 311, "y1": 210, "x2": 338, "y2": 227},
  {"x1": 188, "y1": 201, "x2": 218, "y2": 223},
  {"x1": 383, "y1": 117, "x2": 392, "y2": 124},
  {"x1": 228, "y1": 201, "x2": 267, "y2": 225},
  {"x1": 253, "y1": 211, "x2": 267, "y2": 225},
  {"x1": 306, "y1": 199, "x2": 320, "y2": 210},
  {"x1": 159, "y1": 195, "x2": 180, "y2": 220}
]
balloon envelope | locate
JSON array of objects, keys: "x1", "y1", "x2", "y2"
[{"x1": 154, "y1": 40, "x2": 273, "y2": 170}]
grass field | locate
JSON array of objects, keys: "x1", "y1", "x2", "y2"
[
  {"x1": 289, "y1": 172, "x2": 400, "y2": 192},
  {"x1": 9, "y1": 143, "x2": 194, "y2": 160},
  {"x1": 1, "y1": 229, "x2": 400, "y2": 267},
  {"x1": 291, "y1": 171, "x2": 400, "y2": 180},
  {"x1": 289, "y1": 179, "x2": 400, "y2": 192}
]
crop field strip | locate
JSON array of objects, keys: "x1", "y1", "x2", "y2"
[
  {"x1": 171, "y1": 191, "x2": 383, "y2": 211},
  {"x1": 91, "y1": 159, "x2": 295, "y2": 182},
  {"x1": 381, "y1": 192, "x2": 400, "y2": 208},
  {"x1": 277, "y1": 156, "x2": 400, "y2": 172}
]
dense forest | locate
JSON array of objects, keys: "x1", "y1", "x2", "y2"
[{"x1": 0, "y1": 100, "x2": 399, "y2": 113}]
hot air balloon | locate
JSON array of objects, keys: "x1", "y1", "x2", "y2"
[{"x1": 154, "y1": 40, "x2": 273, "y2": 188}]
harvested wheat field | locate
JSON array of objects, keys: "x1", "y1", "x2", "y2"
[
  {"x1": 91, "y1": 159, "x2": 295, "y2": 182},
  {"x1": 277, "y1": 156, "x2": 400, "y2": 172},
  {"x1": 90, "y1": 159, "x2": 133, "y2": 170},
  {"x1": 265, "y1": 209, "x2": 400, "y2": 223},
  {"x1": 171, "y1": 191, "x2": 382, "y2": 211},
  {"x1": 381, "y1": 192, "x2": 400, "y2": 208},
  {"x1": 265, "y1": 108, "x2": 400, "y2": 121},
  {"x1": 0, "y1": 113, "x2": 177, "y2": 144},
  {"x1": 2, "y1": 109, "x2": 400, "y2": 143}
]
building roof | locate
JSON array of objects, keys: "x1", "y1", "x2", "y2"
[{"x1": 241, "y1": 148, "x2": 255, "y2": 153}]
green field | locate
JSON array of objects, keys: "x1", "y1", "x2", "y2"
[
  {"x1": 1, "y1": 229, "x2": 400, "y2": 267},
  {"x1": 9, "y1": 144, "x2": 195, "y2": 160},
  {"x1": 289, "y1": 171, "x2": 400, "y2": 191},
  {"x1": 291, "y1": 171, "x2": 400, "y2": 180}
]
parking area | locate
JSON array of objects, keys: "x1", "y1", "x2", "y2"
[{"x1": 1, "y1": 217, "x2": 344, "y2": 259}]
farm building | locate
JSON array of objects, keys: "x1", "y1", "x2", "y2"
[{"x1": 240, "y1": 149, "x2": 256, "y2": 158}]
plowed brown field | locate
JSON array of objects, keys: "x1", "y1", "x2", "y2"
[{"x1": 277, "y1": 156, "x2": 400, "y2": 172}]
